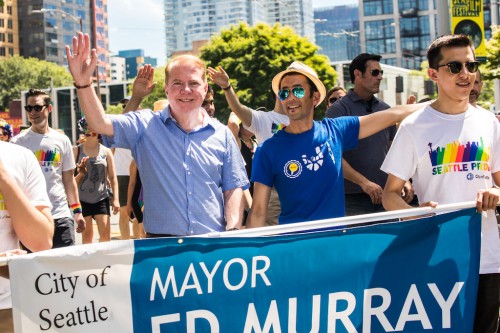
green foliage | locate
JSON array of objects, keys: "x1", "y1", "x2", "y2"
[
  {"x1": 129, "y1": 66, "x2": 166, "y2": 110},
  {"x1": 0, "y1": 56, "x2": 73, "y2": 110},
  {"x1": 106, "y1": 104, "x2": 123, "y2": 115},
  {"x1": 483, "y1": 26, "x2": 500, "y2": 80},
  {"x1": 200, "y1": 22, "x2": 337, "y2": 122}
]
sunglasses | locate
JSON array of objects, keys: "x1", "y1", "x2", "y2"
[
  {"x1": 278, "y1": 87, "x2": 305, "y2": 101},
  {"x1": 328, "y1": 96, "x2": 343, "y2": 104},
  {"x1": 434, "y1": 61, "x2": 479, "y2": 74},
  {"x1": 24, "y1": 105, "x2": 48, "y2": 112},
  {"x1": 370, "y1": 69, "x2": 383, "y2": 77}
]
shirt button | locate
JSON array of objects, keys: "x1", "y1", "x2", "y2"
[
  {"x1": 188, "y1": 171, "x2": 191, "y2": 175},
  {"x1": 189, "y1": 192, "x2": 192, "y2": 195}
]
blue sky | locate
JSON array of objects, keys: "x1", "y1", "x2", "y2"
[{"x1": 107, "y1": 0, "x2": 357, "y2": 66}]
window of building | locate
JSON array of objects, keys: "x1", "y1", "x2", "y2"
[
  {"x1": 62, "y1": 21, "x2": 74, "y2": 31},
  {"x1": 7, "y1": 19, "x2": 12, "y2": 29},
  {"x1": 63, "y1": 35, "x2": 73, "y2": 45},
  {"x1": 0, "y1": 7, "x2": 3, "y2": 14},
  {"x1": 46, "y1": 47, "x2": 58, "y2": 57},
  {"x1": 0, "y1": 34, "x2": 4, "y2": 42},
  {"x1": 6, "y1": 6, "x2": 11, "y2": 15},
  {"x1": 62, "y1": 7, "x2": 73, "y2": 15},
  {"x1": 8, "y1": 47, "x2": 13, "y2": 56},
  {"x1": 0, "y1": 19, "x2": 4, "y2": 28},
  {"x1": 7, "y1": 33, "x2": 12, "y2": 43},
  {"x1": 0, "y1": 47, "x2": 5, "y2": 57},
  {"x1": 76, "y1": 0, "x2": 85, "y2": 6},
  {"x1": 363, "y1": 0, "x2": 393, "y2": 16},
  {"x1": 46, "y1": 32, "x2": 57, "y2": 42},
  {"x1": 46, "y1": 18, "x2": 57, "y2": 28},
  {"x1": 76, "y1": 10, "x2": 85, "y2": 19}
]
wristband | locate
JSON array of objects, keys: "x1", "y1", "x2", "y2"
[
  {"x1": 70, "y1": 203, "x2": 82, "y2": 214},
  {"x1": 73, "y1": 81, "x2": 93, "y2": 89},
  {"x1": 222, "y1": 83, "x2": 231, "y2": 91}
]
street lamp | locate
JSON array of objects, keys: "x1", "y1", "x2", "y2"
[{"x1": 31, "y1": 8, "x2": 82, "y2": 33}]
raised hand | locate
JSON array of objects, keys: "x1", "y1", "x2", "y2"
[
  {"x1": 65, "y1": 33, "x2": 97, "y2": 86},
  {"x1": 207, "y1": 66, "x2": 230, "y2": 89},
  {"x1": 132, "y1": 64, "x2": 157, "y2": 99}
]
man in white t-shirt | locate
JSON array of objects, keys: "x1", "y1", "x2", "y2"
[
  {"x1": 0, "y1": 142, "x2": 53, "y2": 333},
  {"x1": 12, "y1": 89, "x2": 85, "y2": 247},
  {"x1": 207, "y1": 66, "x2": 289, "y2": 225},
  {"x1": 381, "y1": 34, "x2": 500, "y2": 333}
]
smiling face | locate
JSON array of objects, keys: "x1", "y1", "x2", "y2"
[
  {"x1": 26, "y1": 95, "x2": 51, "y2": 128},
  {"x1": 164, "y1": 61, "x2": 208, "y2": 115},
  {"x1": 279, "y1": 74, "x2": 319, "y2": 124},
  {"x1": 428, "y1": 46, "x2": 476, "y2": 104}
]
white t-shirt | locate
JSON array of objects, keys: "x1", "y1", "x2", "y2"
[
  {"x1": 113, "y1": 147, "x2": 133, "y2": 176},
  {"x1": 11, "y1": 128, "x2": 75, "y2": 219},
  {"x1": 0, "y1": 142, "x2": 51, "y2": 309},
  {"x1": 246, "y1": 109, "x2": 289, "y2": 143},
  {"x1": 382, "y1": 105, "x2": 500, "y2": 274}
]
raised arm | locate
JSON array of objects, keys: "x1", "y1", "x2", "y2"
[
  {"x1": 207, "y1": 66, "x2": 253, "y2": 127},
  {"x1": 65, "y1": 33, "x2": 113, "y2": 136},
  {"x1": 123, "y1": 64, "x2": 157, "y2": 113},
  {"x1": 358, "y1": 103, "x2": 423, "y2": 139}
]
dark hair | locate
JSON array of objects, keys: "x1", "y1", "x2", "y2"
[
  {"x1": 349, "y1": 53, "x2": 382, "y2": 83},
  {"x1": 427, "y1": 34, "x2": 475, "y2": 69},
  {"x1": 26, "y1": 89, "x2": 51, "y2": 105},
  {"x1": 207, "y1": 84, "x2": 214, "y2": 95},
  {"x1": 326, "y1": 86, "x2": 347, "y2": 98}
]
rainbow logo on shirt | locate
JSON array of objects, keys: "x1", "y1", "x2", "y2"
[
  {"x1": 271, "y1": 123, "x2": 286, "y2": 135},
  {"x1": 428, "y1": 139, "x2": 490, "y2": 175},
  {"x1": 0, "y1": 193, "x2": 5, "y2": 211},
  {"x1": 35, "y1": 148, "x2": 61, "y2": 168}
]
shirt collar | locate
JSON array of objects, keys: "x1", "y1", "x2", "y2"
[{"x1": 159, "y1": 105, "x2": 214, "y2": 130}]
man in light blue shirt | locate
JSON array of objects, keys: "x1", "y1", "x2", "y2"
[{"x1": 65, "y1": 33, "x2": 248, "y2": 236}]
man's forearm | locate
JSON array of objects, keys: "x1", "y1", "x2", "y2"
[
  {"x1": 76, "y1": 87, "x2": 114, "y2": 136},
  {"x1": 224, "y1": 187, "x2": 244, "y2": 229}
]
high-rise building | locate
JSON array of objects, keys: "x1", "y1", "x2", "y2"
[
  {"x1": 17, "y1": 0, "x2": 110, "y2": 80},
  {"x1": 0, "y1": 0, "x2": 19, "y2": 58},
  {"x1": 164, "y1": 0, "x2": 314, "y2": 58},
  {"x1": 314, "y1": 5, "x2": 360, "y2": 63},
  {"x1": 110, "y1": 56, "x2": 126, "y2": 82},
  {"x1": 118, "y1": 49, "x2": 157, "y2": 79},
  {"x1": 359, "y1": 0, "x2": 493, "y2": 70}
]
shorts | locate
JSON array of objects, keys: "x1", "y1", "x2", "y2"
[
  {"x1": 117, "y1": 176, "x2": 129, "y2": 207},
  {"x1": 53, "y1": 216, "x2": 75, "y2": 248},
  {"x1": 81, "y1": 198, "x2": 110, "y2": 217}
]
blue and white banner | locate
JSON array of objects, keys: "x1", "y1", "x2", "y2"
[{"x1": 9, "y1": 208, "x2": 480, "y2": 332}]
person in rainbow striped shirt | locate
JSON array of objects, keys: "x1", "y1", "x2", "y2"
[{"x1": 382, "y1": 34, "x2": 500, "y2": 333}]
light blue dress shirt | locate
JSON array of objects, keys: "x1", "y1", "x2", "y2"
[{"x1": 104, "y1": 107, "x2": 249, "y2": 236}]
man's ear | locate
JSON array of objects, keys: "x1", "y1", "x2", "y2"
[
  {"x1": 313, "y1": 91, "x2": 321, "y2": 108},
  {"x1": 427, "y1": 68, "x2": 439, "y2": 82}
]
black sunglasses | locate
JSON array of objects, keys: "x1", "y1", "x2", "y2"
[
  {"x1": 328, "y1": 96, "x2": 343, "y2": 104},
  {"x1": 24, "y1": 105, "x2": 48, "y2": 112},
  {"x1": 370, "y1": 69, "x2": 383, "y2": 77},
  {"x1": 434, "y1": 61, "x2": 479, "y2": 74}
]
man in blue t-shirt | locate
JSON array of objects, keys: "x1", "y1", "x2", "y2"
[{"x1": 247, "y1": 61, "x2": 421, "y2": 227}]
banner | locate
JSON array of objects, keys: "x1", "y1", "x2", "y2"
[
  {"x1": 451, "y1": 0, "x2": 486, "y2": 57},
  {"x1": 9, "y1": 208, "x2": 480, "y2": 332}
]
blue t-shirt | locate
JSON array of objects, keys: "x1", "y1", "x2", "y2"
[{"x1": 251, "y1": 117, "x2": 359, "y2": 224}]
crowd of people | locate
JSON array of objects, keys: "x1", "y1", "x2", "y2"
[{"x1": 0, "y1": 32, "x2": 498, "y2": 332}]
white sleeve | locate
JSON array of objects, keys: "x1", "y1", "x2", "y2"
[
  {"x1": 381, "y1": 125, "x2": 418, "y2": 181},
  {"x1": 61, "y1": 135, "x2": 76, "y2": 172}
]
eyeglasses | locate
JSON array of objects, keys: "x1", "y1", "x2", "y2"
[
  {"x1": 24, "y1": 105, "x2": 48, "y2": 112},
  {"x1": 278, "y1": 87, "x2": 305, "y2": 101},
  {"x1": 434, "y1": 61, "x2": 479, "y2": 74},
  {"x1": 370, "y1": 69, "x2": 384, "y2": 77},
  {"x1": 328, "y1": 96, "x2": 343, "y2": 104}
]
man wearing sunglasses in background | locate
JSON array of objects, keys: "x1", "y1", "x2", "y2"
[
  {"x1": 324, "y1": 53, "x2": 409, "y2": 216},
  {"x1": 381, "y1": 34, "x2": 500, "y2": 333},
  {"x1": 247, "y1": 61, "x2": 421, "y2": 228},
  {"x1": 11, "y1": 89, "x2": 85, "y2": 248}
]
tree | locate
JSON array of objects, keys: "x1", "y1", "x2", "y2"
[
  {"x1": 200, "y1": 22, "x2": 337, "y2": 121},
  {"x1": 0, "y1": 56, "x2": 73, "y2": 110},
  {"x1": 483, "y1": 26, "x2": 500, "y2": 80}
]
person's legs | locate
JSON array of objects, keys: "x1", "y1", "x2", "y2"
[
  {"x1": 0, "y1": 308, "x2": 14, "y2": 333},
  {"x1": 81, "y1": 216, "x2": 94, "y2": 244},
  {"x1": 474, "y1": 273, "x2": 500, "y2": 333},
  {"x1": 265, "y1": 187, "x2": 280, "y2": 226},
  {"x1": 118, "y1": 206, "x2": 130, "y2": 240},
  {"x1": 52, "y1": 217, "x2": 75, "y2": 248},
  {"x1": 117, "y1": 176, "x2": 130, "y2": 240},
  {"x1": 94, "y1": 214, "x2": 111, "y2": 242}
]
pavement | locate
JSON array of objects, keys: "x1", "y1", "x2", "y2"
[{"x1": 74, "y1": 211, "x2": 125, "y2": 244}]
